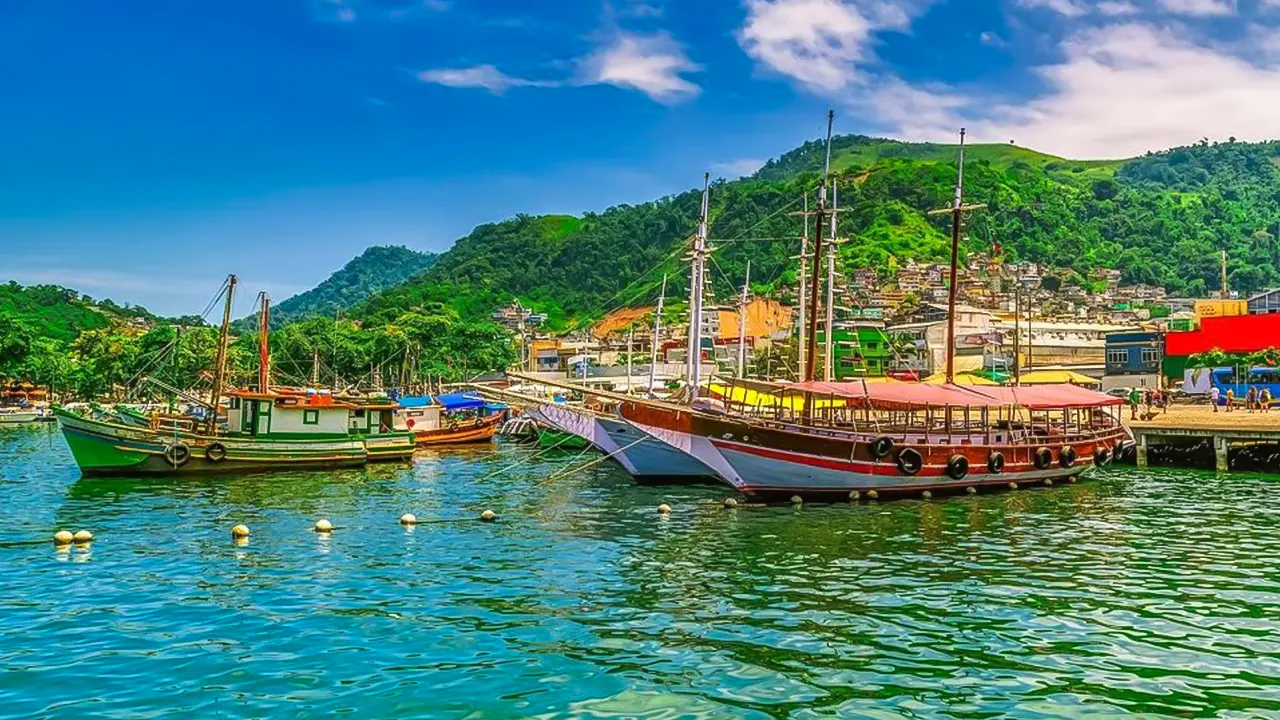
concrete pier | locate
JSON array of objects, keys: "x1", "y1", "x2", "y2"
[{"x1": 1127, "y1": 406, "x2": 1280, "y2": 472}]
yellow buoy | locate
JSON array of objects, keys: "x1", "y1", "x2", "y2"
[
  {"x1": 849, "y1": 490, "x2": 861, "y2": 501},
  {"x1": 966, "y1": 486, "x2": 977, "y2": 495},
  {"x1": 73, "y1": 530, "x2": 94, "y2": 543},
  {"x1": 480, "y1": 509, "x2": 497, "y2": 522},
  {"x1": 867, "y1": 490, "x2": 879, "y2": 500},
  {"x1": 657, "y1": 503, "x2": 672, "y2": 514},
  {"x1": 314, "y1": 518, "x2": 334, "y2": 533},
  {"x1": 921, "y1": 490, "x2": 932, "y2": 500},
  {"x1": 231, "y1": 524, "x2": 250, "y2": 539},
  {"x1": 53, "y1": 530, "x2": 73, "y2": 545},
  {"x1": 790, "y1": 495, "x2": 803, "y2": 505},
  {"x1": 399, "y1": 513, "x2": 418, "y2": 526},
  {"x1": 722, "y1": 498, "x2": 738, "y2": 509}
]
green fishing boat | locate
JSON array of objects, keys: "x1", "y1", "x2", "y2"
[
  {"x1": 54, "y1": 275, "x2": 415, "y2": 476},
  {"x1": 536, "y1": 426, "x2": 592, "y2": 451}
]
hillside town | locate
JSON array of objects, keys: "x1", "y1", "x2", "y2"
[{"x1": 494, "y1": 251, "x2": 1280, "y2": 395}]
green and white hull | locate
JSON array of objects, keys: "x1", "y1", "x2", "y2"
[{"x1": 56, "y1": 408, "x2": 369, "y2": 476}]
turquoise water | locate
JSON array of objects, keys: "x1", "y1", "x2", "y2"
[{"x1": 3, "y1": 423, "x2": 1280, "y2": 718}]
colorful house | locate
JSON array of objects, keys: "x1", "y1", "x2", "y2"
[{"x1": 815, "y1": 322, "x2": 896, "y2": 379}]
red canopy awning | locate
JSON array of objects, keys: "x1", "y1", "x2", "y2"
[{"x1": 783, "y1": 381, "x2": 1122, "y2": 410}]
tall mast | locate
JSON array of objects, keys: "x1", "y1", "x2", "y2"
[
  {"x1": 648, "y1": 274, "x2": 667, "y2": 396},
  {"x1": 824, "y1": 180, "x2": 839, "y2": 381},
  {"x1": 257, "y1": 291, "x2": 271, "y2": 393},
  {"x1": 796, "y1": 193, "x2": 810, "y2": 381},
  {"x1": 311, "y1": 350, "x2": 320, "y2": 387},
  {"x1": 687, "y1": 172, "x2": 710, "y2": 400},
  {"x1": 207, "y1": 275, "x2": 238, "y2": 433},
  {"x1": 626, "y1": 325, "x2": 635, "y2": 394},
  {"x1": 737, "y1": 260, "x2": 751, "y2": 378},
  {"x1": 804, "y1": 110, "x2": 834, "y2": 384},
  {"x1": 944, "y1": 128, "x2": 967, "y2": 384}
]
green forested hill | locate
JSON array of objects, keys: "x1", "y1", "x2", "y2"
[
  {"x1": 0, "y1": 282, "x2": 162, "y2": 343},
  {"x1": 355, "y1": 136, "x2": 1280, "y2": 329},
  {"x1": 239, "y1": 245, "x2": 438, "y2": 330}
]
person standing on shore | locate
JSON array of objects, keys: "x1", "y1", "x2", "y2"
[
  {"x1": 1226, "y1": 388, "x2": 1235, "y2": 412},
  {"x1": 1129, "y1": 387, "x2": 1141, "y2": 420},
  {"x1": 1211, "y1": 386, "x2": 1220, "y2": 412},
  {"x1": 1247, "y1": 386, "x2": 1258, "y2": 413},
  {"x1": 1261, "y1": 387, "x2": 1272, "y2": 413}
]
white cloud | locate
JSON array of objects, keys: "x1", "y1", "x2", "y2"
[
  {"x1": 1096, "y1": 0, "x2": 1140, "y2": 15},
  {"x1": 579, "y1": 31, "x2": 701, "y2": 102},
  {"x1": 313, "y1": 0, "x2": 449, "y2": 23},
  {"x1": 712, "y1": 158, "x2": 766, "y2": 177},
  {"x1": 1017, "y1": 0, "x2": 1088, "y2": 16},
  {"x1": 416, "y1": 65, "x2": 558, "y2": 94},
  {"x1": 737, "y1": 0, "x2": 914, "y2": 92},
  {"x1": 1155, "y1": 0, "x2": 1235, "y2": 15},
  {"x1": 419, "y1": 32, "x2": 700, "y2": 103},
  {"x1": 867, "y1": 23, "x2": 1280, "y2": 158}
]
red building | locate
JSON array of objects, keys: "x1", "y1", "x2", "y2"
[{"x1": 1163, "y1": 314, "x2": 1280, "y2": 378}]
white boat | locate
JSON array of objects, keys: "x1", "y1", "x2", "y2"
[
  {"x1": 527, "y1": 403, "x2": 716, "y2": 482},
  {"x1": 0, "y1": 407, "x2": 46, "y2": 424}
]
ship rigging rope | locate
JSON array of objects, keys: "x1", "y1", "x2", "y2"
[
  {"x1": 474, "y1": 430, "x2": 586, "y2": 482},
  {"x1": 538, "y1": 434, "x2": 651, "y2": 485}
]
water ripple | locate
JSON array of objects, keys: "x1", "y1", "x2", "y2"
[{"x1": 1, "y1": 424, "x2": 1279, "y2": 717}]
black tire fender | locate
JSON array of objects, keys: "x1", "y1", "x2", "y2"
[
  {"x1": 1034, "y1": 447, "x2": 1053, "y2": 470},
  {"x1": 987, "y1": 451, "x2": 1006, "y2": 474},
  {"x1": 1094, "y1": 447, "x2": 1112, "y2": 466},
  {"x1": 896, "y1": 447, "x2": 923, "y2": 476},
  {"x1": 204, "y1": 442, "x2": 228, "y2": 463},
  {"x1": 870, "y1": 436, "x2": 895, "y2": 459},
  {"x1": 1060, "y1": 446, "x2": 1077, "y2": 468},
  {"x1": 164, "y1": 443, "x2": 191, "y2": 467},
  {"x1": 946, "y1": 454, "x2": 969, "y2": 480}
]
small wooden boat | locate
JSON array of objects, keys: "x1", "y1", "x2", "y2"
[
  {"x1": 395, "y1": 392, "x2": 506, "y2": 447},
  {"x1": 535, "y1": 425, "x2": 592, "y2": 451},
  {"x1": 0, "y1": 406, "x2": 47, "y2": 424}
]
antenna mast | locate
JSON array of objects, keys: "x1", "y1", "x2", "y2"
[
  {"x1": 824, "y1": 180, "x2": 839, "y2": 381},
  {"x1": 796, "y1": 193, "x2": 810, "y2": 380}
]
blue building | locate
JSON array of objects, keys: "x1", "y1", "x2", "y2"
[{"x1": 1103, "y1": 331, "x2": 1164, "y2": 389}]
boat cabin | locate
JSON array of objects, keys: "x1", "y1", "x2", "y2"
[{"x1": 225, "y1": 390, "x2": 355, "y2": 438}]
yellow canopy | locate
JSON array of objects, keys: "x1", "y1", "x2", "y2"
[
  {"x1": 1018, "y1": 369, "x2": 1101, "y2": 386},
  {"x1": 921, "y1": 371, "x2": 999, "y2": 386}
]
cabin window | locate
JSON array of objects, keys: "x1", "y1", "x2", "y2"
[
  {"x1": 229, "y1": 397, "x2": 241, "y2": 410},
  {"x1": 303, "y1": 409, "x2": 320, "y2": 425},
  {"x1": 353, "y1": 409, "x2": 366, "y2": 418}
]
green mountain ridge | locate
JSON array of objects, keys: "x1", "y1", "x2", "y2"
[
  {"x1": 352, "y1": 135, "x2": 1280, "y2": 330},
  {"x1": 234, "y1": 245, "x2": 438, "y2": 331}
]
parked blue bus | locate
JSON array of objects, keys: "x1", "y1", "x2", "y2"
[{"x1": 1209, "y1": 367, "x2": 1280, "y2": 404}]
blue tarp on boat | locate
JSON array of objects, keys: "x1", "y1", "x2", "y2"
[
  {"x1": 436, "y1": 393, "x2": 487, "y2": 411},
  {"x1": 397, "y1": 396, "x2": 434, "y2": 408}
]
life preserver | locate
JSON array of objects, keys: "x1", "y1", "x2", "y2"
[
  {"x1": 474, "y1": 417, "x2": 484, "y2": 428},
  {"x1": 1060, "y1": 446, "x2": 1077, "y2": 468},
  {"x1": 204, "y1": 442, "x2": 227, "y2": 463},
  {"x1": 946, "y1": 454, "x2": 969, "y2": 480},
  {"x1": 1033, "y1": 447, "x2": 1053, "y2": 470},
  {"x1": 987, "y1": 452, "x2": 1006, "y2": 474},
  {"x1": 1094, "y1": 447, "x2": 1112, "y2": 466},
  {"x1": 870, "y1": 436, "x2": 894, "y2": 459},
  {"x1": 406, "y1": 418, "x2": 415, "y2": 429},
  {"x1": 896, "y1": 447, "x2": 923, "y2": 476},
  {"x1": 164, "y1": 443, "x2": 191, "y2": 467}
]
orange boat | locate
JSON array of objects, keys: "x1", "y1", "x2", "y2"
[{"x1": 394, "y1": 393, "x2": 507, "y2": 447}]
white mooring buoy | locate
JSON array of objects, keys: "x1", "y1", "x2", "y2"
[
  {"x1": 73, "y1": 530, "x2": 94, "y2": 543},
  {"x1": 849, "y1": 490, "x2": 861, "y2": 502},
  {"x1": 313, "y1": 518, "x2": 334, "y2": 533},
  {"x1": 53, "y1": 530, "x2": 73, "y2": 545},
  {"x1": 723, "y1": 498, "x2": 738, "y2": 509},
  {"x1": 480, "y1": 509, "x2": 497, "y2": 522},
  {"x1": 921, "y1": 490, "x2": 933, "y2": 500},
  {"x1": 966, "y1": 486, "x2": 977, "y2": 495},
  {"x1": 790, "y1": 495, "x2": 803, "y2": 505},
  {"x1": 867, "y1": 490, "x2": 879, "y2": 500},
  {"x1": 657, "y1": 503, "x2": 672, "y2": 515},
  {"x1": 399, "y1": 513, "x2": 418, "y2": 526}
]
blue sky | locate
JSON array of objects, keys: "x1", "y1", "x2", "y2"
[{"x1": 3, "y1": 0, "x2": 1279, "y2": 316}]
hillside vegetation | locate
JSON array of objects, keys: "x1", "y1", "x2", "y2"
[
  {"x1": 355, "y1": 136, "x2": 1280, "y2": 329},
  {"x1": 236, "y1": 245, "x2": 438, "y2": 331}
]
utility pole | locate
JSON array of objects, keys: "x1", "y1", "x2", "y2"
[
  {"x1": 687, "y1": 173, "x2": 710, "y2": 400},
  {"x1": 804, "y1": 110, "x2": 834, "y2": 386},
  {"x1": 648, "y1": 274, "x2": 667, "y2": 396},
  {"x1": 1221, "y1": 249, "x2": 1229, "y2": 300},
  {"x1": 1013, "y1": 278, "x2": 1021, "y2": 386},
  {"x1": 207, "y1": 275, "x2": 238, "y2": 434},
  {"x1": 737, "y1": 260, "x2": 751, "y2": 378}
]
